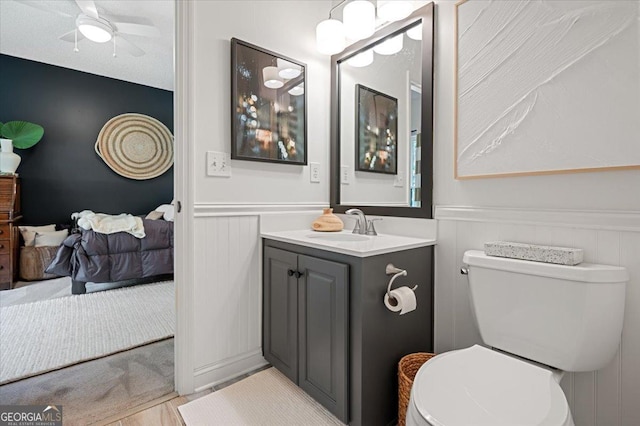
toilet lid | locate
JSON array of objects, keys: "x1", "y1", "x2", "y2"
[{"x1": 412, "y1": 345, "x2": 571, "y2": 426}]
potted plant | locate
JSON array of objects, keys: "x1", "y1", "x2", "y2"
[{"x1": 0, "y1": 121, "x2": 44, "y2": 174}]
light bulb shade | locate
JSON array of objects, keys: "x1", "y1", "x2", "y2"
[
  {"x1": 347, "y1": 49, "x2": 374, "y2": 67},
  {"x1": 373, "y1": 33, "x2": 403, "y2": 55},
  {"x1": 407, "y1": 23, "x2": 422, "y2": 40},
  {"x1": 277, "y1": 58, "x2": 302, "y2": 79},
  {"x1": 288, "y1": 84, "x2": 304, "y2": 96},
  {"x1": 377, "y1": 0, "x2": 413, "y2": 22},
  {"x1": 344, "y1": 0, "x2": 375, "y2": 41},
  {"x1": 76, "y1": 15, "x2": 113, "y2": 43},
  {"x1": 316, "y1": 19, "x2": 346, "y2": 55},
  {"x1": 263, "y1": 66, "x2": 284, "y2": 89}
]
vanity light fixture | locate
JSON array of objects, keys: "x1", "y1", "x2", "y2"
[
  {"x1": 263, "y1": 66, "x2": 284, "y2": 89},
  {"x1": 76, "y1": 15, "x2": 113, "y2": 43},
  {"x1": 288, "y1": 84, "x2": 304, "y2": 96},
  {"x1": 373, "y1": 33, "x2": 403, "y2": 55},
  {"x1": 316, "y1": 18, "x2": 346, "y2": 55},
  {"x1": 407, "y1": 23, "x2": 422, "y2": 40},
  {"x1": 376, "y1": 0, "x2": 412, "y2": 22},
  {"x1": 347, "y1": 49, "x2": 374, "y2": 67},
  {"x1": 343, "y1": 0, "x2": 375, "y2": 41},
  {"x1": 277, "y1": 58, "x2": 302, "y2": 79}
]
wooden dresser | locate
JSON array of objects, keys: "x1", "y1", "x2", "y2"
[{"x1": 0, "y1": 176, "x2": 21, "y2": 290}]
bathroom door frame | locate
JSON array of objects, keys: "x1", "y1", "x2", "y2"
[{"x1": 174, "y1": 0, "x2": 196, "y2": 395}]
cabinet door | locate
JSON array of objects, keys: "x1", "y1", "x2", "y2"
[
  {"x1": 263, "y1": 246, "x2": 298, "y2": 383},
  {"x1": 298, "y1": 255, "x2": 349, "y2": 423}
]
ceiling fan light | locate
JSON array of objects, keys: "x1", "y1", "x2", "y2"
[
  {"x1": 263, "y1": 66, "x2": 284, "y2": 89},
  {"x1": 316, "y1": 19, "x2": 345, "y2": 55},
  {"x1": 407, "y1": 23, "x2": 422, "y2": 40},
  {"x1": 76, "y1": 15, "x2": 113, "y2": 43},
  {"x1": 344, "y1": 0, "x2": 375, "y2": 41},
  {"x1": 347, "y1": 49, "x2": 374, "y2": 67},
  {"x1": 377, "y1": 0, "x2": 413, "y2": 22},
  {"x1": 373, "y1": 33, "x2": 403, "y2": 55},
  {"x1": 277, "y1": 58, "x2": 302, "y2": 79}
]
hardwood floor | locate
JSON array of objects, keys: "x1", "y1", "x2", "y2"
[{"x1": 102, "y1": 365, "x2": 271, "y2": 425}]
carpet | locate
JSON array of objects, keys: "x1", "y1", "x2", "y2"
[
  {"x1": 0, "y1": 281, "x2": 174, "y2": 384},
  {"x1": 0, "y1": 338, "x2": 175, "y2": 426},
  {"x1": 178, "y1": 367, "x2": 345, "y2": 426}
]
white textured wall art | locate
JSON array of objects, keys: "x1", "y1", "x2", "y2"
[{"x1": 454, "y1": 0, "x2": 640, "y2": 179}]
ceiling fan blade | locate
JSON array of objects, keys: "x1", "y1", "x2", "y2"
[
  {"x1": 17, "y1": 1, "x2": 74, "y2": 18},
  {"x1": 59, "y1": 29, "x2": 85, "y2": 42},
  {"x1": 75, "y1": 0, "x2": 99, "y2": 19},
  {"x1": 113, "y1": 22, "x2": 161, "y2": 38},
  {"x1": 116, "y1": 36, "x2": 145, "y2": 57}
]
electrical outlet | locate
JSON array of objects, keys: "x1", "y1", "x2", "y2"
[
  {"x1": 341, "y1": 165, "x2": 350, "y2": 184},
  {"x1": 207, "y1": 151, "x2": 231, "y2": 177},
  {"x1": 394, "y1": 171, "x2": 404, "y2": 187},
  {"x1": 310, "y1": 162, "x2": 320, "y2": 183}
]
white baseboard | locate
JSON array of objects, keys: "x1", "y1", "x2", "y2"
[{"x1": 192, "y1": 350, "x2": 269, "y2": 393}]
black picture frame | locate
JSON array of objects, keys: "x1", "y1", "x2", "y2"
[
  {"x1": 230, "y1": 38, "x2": 307, "y2": 165},
  {"x1": 355, "y1": 84, "x2": 398, "y2": 175}
]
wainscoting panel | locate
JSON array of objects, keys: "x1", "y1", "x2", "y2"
[
  {"x1": 434, "y1": 207, "x2": 640, "y2": 426},
  {"x1": 192, "y1": 214, "x2": 262, "y2": 387}
]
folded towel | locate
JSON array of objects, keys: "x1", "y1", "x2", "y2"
[{"x1": 73, "y1": 210, "x2": 145, "y2": 238}]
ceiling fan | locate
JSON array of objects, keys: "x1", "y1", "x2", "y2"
[{"x1": 19, "y1": 0, "x2": 161, "y2": 57}]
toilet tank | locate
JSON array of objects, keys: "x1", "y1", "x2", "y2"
[{"x1": 463, "y1": 250, "x2": 628, "y2": 372}]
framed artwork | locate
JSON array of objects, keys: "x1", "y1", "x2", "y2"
[
  {"x1": 231, "y1": 38, "x2": 307, "y2": 165},
  {"x1": 356, "y1": 84, "x2": 398, "y2": 174},
  {"x1": 454, "y1": 0, "x2": 640, "y2": 179}
]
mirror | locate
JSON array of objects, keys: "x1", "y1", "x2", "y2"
[{"x1": 330, "y1": 3, "x2": 434, "y2": 218}]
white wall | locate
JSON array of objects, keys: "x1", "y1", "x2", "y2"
[
  {"x1": 193, "y1": 0, "x2": 331, "y2": 205},
  {"x1": 432, "y1": 1, "x2": 640, "y2": 425},
  {"x1": 188, "y1": 0, "x2": 332, "y2": 390}
]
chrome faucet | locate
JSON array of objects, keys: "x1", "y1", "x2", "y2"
[{"x1": 345, "y1": 208, "x2": 367, "y2": 234}]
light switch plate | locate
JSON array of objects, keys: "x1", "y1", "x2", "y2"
[
  {"x1": 310, "y1": 162, "x2": 320, "y2": 183},
  {"x1": 394, "y1": 171, "x2": 404, "y2": 187},
  {"x1": 207, "y1": 151, "x2": 231, "y2": 177},
  {"x1": 341, "y1": 165, "x2": 350, "y2": 184}
]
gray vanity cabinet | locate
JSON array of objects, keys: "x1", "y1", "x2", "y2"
[
  {"x1": 264, "y1": 238, "x2": 434, "y2": 426},
  {"x1": 263, "y1": 246, "x2": 349, "y2": 422}
]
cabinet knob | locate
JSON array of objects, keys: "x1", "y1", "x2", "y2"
[
  {"x1": 294, "y1": 271, "x2": 303, "y2": 279},
  {"x1": 0, "y1": 265, "x2": 4, "y2": 270},
  {"x1": 287, "y1": 269, "x2": 295, "y2": 277},
  {"x1": 0, "y1": 244, "x2": 4, "y2": 249},
  {"x1": 0, "y1": 230, "x2": 4, "y2": 234}
]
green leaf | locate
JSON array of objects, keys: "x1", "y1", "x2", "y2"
[{"x1": 0, "y1": 121, "x2": 44, "y2": 149}]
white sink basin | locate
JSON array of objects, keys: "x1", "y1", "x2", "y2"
[{"x1": 306, "y1": 233, "x2": 370, "y2": 242}]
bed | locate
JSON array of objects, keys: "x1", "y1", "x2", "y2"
[{"x1": 46, "y1": 219, "x2": 173, "y2": 294}]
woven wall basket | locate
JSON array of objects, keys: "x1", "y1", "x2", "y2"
[{"x1": 95, "y1": 113, "x2": 174, "y2": 180}]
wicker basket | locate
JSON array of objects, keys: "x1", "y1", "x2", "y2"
[{"x1": 398, "y1": 352, "x2": 436, "y2": 426}]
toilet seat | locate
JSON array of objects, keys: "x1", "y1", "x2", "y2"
[{"x1": 410, "y1": 345, "x2": 573, "y2": 426}]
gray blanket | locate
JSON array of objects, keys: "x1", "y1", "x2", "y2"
[{"x1": 46, "y1": 219, "x2": 173, "y2": 283}]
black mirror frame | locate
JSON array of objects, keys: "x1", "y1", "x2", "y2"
[{"x1": 330, "y1": 2, "x2": 434, "y2": 218}]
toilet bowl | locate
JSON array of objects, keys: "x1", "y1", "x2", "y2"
[
  {"x1": 406, "y1": 345, "x2": 573, "y2": 426},
  {"x1": 407, "y1": 249, "x2": 627, "y2": 426}
]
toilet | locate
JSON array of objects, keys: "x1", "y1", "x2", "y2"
[{"x1": 407, "y1": 250, "x2": 628, "y2": 426}]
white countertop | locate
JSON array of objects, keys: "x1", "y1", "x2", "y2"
[{"x1": 261, "y1": 229, "x2": 436, "y2": 257}]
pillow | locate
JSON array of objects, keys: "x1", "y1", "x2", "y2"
[
  {"x1": 19, "y1": 224, "x2": 56, "y2": 246},
  {"x1": 145, "y1": 210, "x2": 165, "y2": 220},
  {"x1": 34, "y1": 229, "x2": 69, "y2": 247}
]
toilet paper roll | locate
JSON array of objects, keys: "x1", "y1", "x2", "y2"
[{"x1": 384, "y1": 286, "x2": 417, "y2": 315}]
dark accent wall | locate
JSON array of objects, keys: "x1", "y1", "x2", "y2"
[{"x1": 0, "y1": 54, "x2": 173, "y2": 225}]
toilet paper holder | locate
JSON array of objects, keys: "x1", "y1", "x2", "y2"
[{"x1": 386, "y1": 264, "x2": 418, "y2": 300}]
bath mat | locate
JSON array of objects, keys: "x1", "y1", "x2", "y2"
[{"x1": 178, "y1": 367, "x2": 345, "y2": 425}]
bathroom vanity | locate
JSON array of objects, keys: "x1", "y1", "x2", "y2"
[{"x1": 262, "y1": 230, "x2": 435, "y2": 425}]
